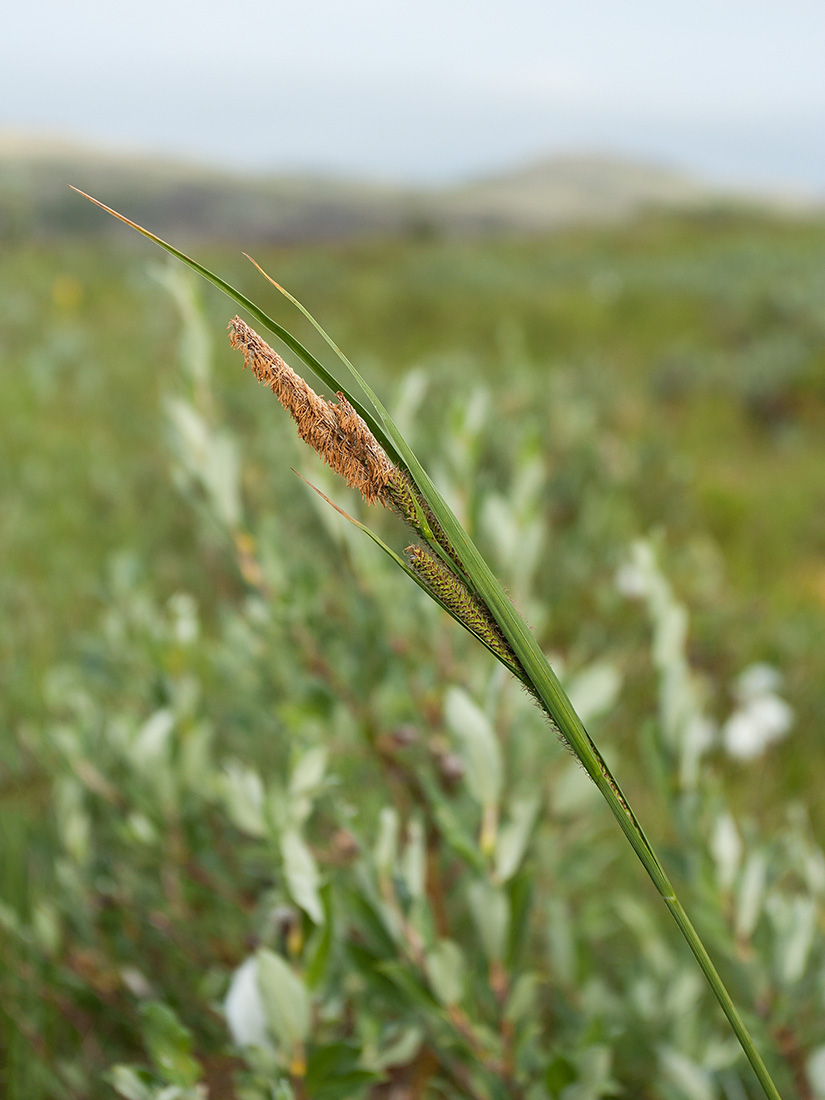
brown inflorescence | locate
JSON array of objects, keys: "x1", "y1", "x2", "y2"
[
  {"x1": 229, "y1": 316, "x2": 396, "y2": 506},
  {"x1": 229, "y1": 316, "x2": 519, "y2": 670},
  {"x1": 228, "y1": 318, "x2": 464, "y2": 550}
]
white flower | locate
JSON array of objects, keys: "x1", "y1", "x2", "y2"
[
  {"x1": 735, "y1": 662, "x2": 782, "y2": 701},
  {"x1": 615, "y1": 560, "x2": 648, "y2": 599},
  {"x1": 224, "y1": 955, "x2": 270, "y2": 1049},
  {"x1": 615, "y1": 539, "x2": 658, "y2": 599},
  {"x1": 722, "y1": 664, "x2": 793, "y2": 760}
]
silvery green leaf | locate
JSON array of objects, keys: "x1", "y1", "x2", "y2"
[
  {"x1": 392, "y1": 367, "x2": 429, "y2": 437},
  {"x1": 710, "y1": 812, "x2": 742, "y2": 892},
  {"x1": 289, "y1": 747, "x2": 327, "y2": 826},
  {"x1": 735, "y1": 852, "x2": 767, "y2": 940},
  {"x1": 401, "y1": 815, "x2": 426, "y2": 900},
  {"x1": 108, "y1": 1065, "x2": 155, "y2": 1100},
  {"x1": 127, "y1": 812, "x2": 159, "y2": 846},
  {"x1": 168, "y1": 592, "x2": 200, "y2": 646},
  {"x1": 662, "y1": 969, "x2": 703, "y2": 1020},
  {"x1": 494, "y1": 796, "x2": 540, "y2": 882},
  {"x1": 221, "y1": 762, "x2": 266, "y2": 838},
  {"x1": 504, "y1": 972, "x2": 539, "y2": 1025},
  {"x1": 140, "y1": 1002, "x2": 201, "y2": 1087},
  {"x1": 224, "y1": 955, "x2": 270, "y2": 1050},
  {"x1": 657, "y1": 1047, "x2": 714, "y2": 1100},
  {"x1": 266, "y1": 783, "x2": 290, "y2": 833},
  {"x1": 256, "y1": 949, "x2": 310, "y2": 1048},
  {"x1": 281, "y1": 829, "x2": 324, "y2": 924},
  {"x1": 290, "y1": 747, "x2": 327, "y2": 798},
  {"x1": 444, "y1": 686, "x2": 502, "y2": 809},
  {"x1": 425, "y1": 939, "x2": 465, "y2": 1006},
  {"x1": 468, "y1": 880, "x2": 509, "y2": 962},
  {"x1": 166, "y1": 399, "x2": 210, "y2": 471},
  {"x1": 132, "y1": 709, "x2": 175, "y2": 771},
  {"x1": 551, "y1": 758, "x2": 602, "y2": 817},
  {"x1": 546, "y1": 897, "x2": 576, "y2": 988},
  {"x1": 151, "y1": 263, "x2": 211, "y2": 391},
  {"x1": 481, "y1": 494, "x2": 519, "y2": 568},
  {"x1": 374, "y1": 806, "x2": 399, "y2": 875},
  {"x1": 55, "y1": 776, "x2": 91, "y2": 865},
  {"x1": 806, "y1": 1046, "x2": 825, "y2": 1097},
  {"x1": 565, "y1": 662, "x2": 621, "y2": 726},
  {"x1": 32, "y1": 901, "x2": 61, "y2": 956},
  {"x1": 766, "y1": 894, "x2": 816, "y2": 986},
  {"x1": 157, "y1": 1086, "x2": 207, "y2": 1100},
  {"x1": 204, "y1": 432, "x2": 241, "y2": 530},
  {"x1": 372, "y1": 1025, "x2": 424, "y2": 1072},
  {"x1": 653, "y1": 597, "x2": 688, "y2": 671},
  {"x1": 564, "y1": 1044, "x2": 617, "y2": 1100},
  {"x1": 801, "y1": 842, "x2": 825, "y2": 896},
  {"x1": 679, "y1": 714, "x2": 715, "y2": 791},
  {"x1": 615, "y1": 895, "x2": 671, "y2": 975},
  {"x1": 179, "y1": 721, "x2": 214, "y2": 793}
]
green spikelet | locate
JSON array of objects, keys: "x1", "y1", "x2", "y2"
[
  {"x1": 385, "y1": 469, "x2": 467, "y2": 574},
  {"x1": 407, "y1": 545, "x2": 520, "y2": 670}
]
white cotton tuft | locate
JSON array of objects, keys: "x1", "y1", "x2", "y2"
[{"x1": 722, "y1": 673, "x2": 793, "y2": 761}]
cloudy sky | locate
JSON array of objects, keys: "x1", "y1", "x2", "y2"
[{"x1": 3, "y1": 0, "x2": 824, "y2": 190}]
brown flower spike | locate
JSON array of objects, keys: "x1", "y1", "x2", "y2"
[
  {"x1": 228, "y1": 316, "x2": 522, "y2": 671},
  {"x1": 229, "y1": 316, "x2": 432, "y2": 528},
  {"x1": 229, "y1": 316, "x2": 395, "y2": 505}
]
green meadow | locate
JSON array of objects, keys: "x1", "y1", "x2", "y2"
[{"x1": 2, "y1": 209, "x2": 825, "y2": 1098}]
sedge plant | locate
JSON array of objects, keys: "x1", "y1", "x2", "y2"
[{"x1": 72, "y1": 187, "x2": 785, "y2": 1100}]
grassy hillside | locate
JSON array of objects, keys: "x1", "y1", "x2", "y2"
[{"x1": 3, "y1": 133, "x2": 815, "y2": 244}]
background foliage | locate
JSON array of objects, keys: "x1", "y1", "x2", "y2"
[{"x1": 2, "y1": 210, "x2": 825, "y2": 1098}]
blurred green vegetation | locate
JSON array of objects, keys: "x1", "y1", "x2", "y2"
[
  {"x1": 4, "y1": 211, "x2": 824, "y2": 796},
  {"x1": 2, "y1": 209, "x2": 825, "y2": 1098}
]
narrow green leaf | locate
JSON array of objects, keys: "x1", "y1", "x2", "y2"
[{"x1": 69, "y1": 189, "x2": 400, "y2": 463}]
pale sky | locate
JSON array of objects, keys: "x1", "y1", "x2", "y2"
[{"x1": 3, "y1": 0, "x2": 824, "y2": 190}]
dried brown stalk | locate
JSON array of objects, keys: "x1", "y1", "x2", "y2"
[
  {"x1": 229, "y1": 316, "x2": 395, "y2": 505},
  {"x1": 229, "y1": 317, "x2": 449, "y2": 540}
]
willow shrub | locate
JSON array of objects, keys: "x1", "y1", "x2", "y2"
[{"x1": 5, "y1": 230, "x2": 823, "y2": 1098}]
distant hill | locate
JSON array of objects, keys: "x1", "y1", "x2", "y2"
[
  {"x1": 444, "y1": 155, "x2": 709, "y2": 228},
  {"x1": 0, "y1": 133, "x2": 819, "y2": 243}
]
